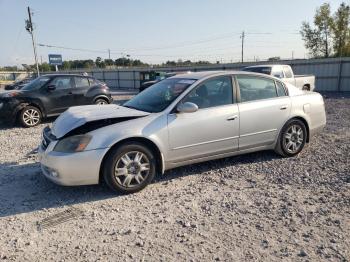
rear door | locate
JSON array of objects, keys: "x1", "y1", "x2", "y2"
[
  {"x1": 236, "y1": 75, "x2": 291, "y2": 150},
  {"x1": 73, "y1": 76, "x2": 90, "y2": 105},
  {"x1": 44, "y1": 76, "x2": 75, "y2": 115},
  {"x1": 167, "y1": 75, "x2": 239, "y2": 163}
]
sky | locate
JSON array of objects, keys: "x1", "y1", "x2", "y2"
[{"x1": 0, "y1": 0, "x2": 347, "y2": 67}]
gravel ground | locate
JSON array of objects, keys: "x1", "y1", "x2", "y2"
[{"x1": 0, "y1": 93, "x2": 349, "y2": 261}]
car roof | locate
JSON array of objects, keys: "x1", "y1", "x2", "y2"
[
  {"x1": 244, "y1": 64, "x2": 289, "y2": 68},
  {"x1": 172, "y1": 70, "x2": 278, "y2": 80},
  {"x1": 41, "y1": 74, "x2": 93, "y2": 78}
]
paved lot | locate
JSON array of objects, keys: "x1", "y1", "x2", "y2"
[{"x1": 0, "y1": 93, "x2": 349, "y2": 261}]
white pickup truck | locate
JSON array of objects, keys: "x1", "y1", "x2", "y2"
[{"x1": 243, "y1": 64, "x2": 315, "y2": 91}]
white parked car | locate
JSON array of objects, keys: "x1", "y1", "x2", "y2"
[
  {"x1": 243, "y1": 64, "x2": 316, "y2": 91},
  {"x1": 39, "y1": 71, "x2": 326, "y2": 194}
]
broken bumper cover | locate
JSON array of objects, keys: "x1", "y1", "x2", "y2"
[
  {"x1": 0, "y1": 99, "x2": 21, "y2": 123},
  {"x1": 38, "y1": 142, "x2": 109, "y2": 186}
]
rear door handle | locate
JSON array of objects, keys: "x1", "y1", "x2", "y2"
[
  {"x1": 227, "y1": 115, "x2": 238, "y2": 121},
  {"x1": 280, "y1": 105, "x2": 288, "y2": 110}
]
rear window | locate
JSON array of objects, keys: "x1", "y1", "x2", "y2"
[{"x1": 242, "y1": 67, "x2": 272, "y2": 75}]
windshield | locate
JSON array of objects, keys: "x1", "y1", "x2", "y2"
[
  {"x1": 243, "y1": 67, "x2": 272, "y2": 75},
  {"x1": 124, "y1": 78, "x2": 197, "y2": 113},
  {"x1": 21, "y1": 76, "x2": 50, "y2": 91}
]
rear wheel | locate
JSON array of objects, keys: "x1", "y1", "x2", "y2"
[
  {"x1": 275, "y1": 119, "x2": 307, "y2": 157},
  {"x1": 94, "y1": 98, "x2": 108, "y2": 105},
  {"x1": 19, "y1": 106, "x2": 42, "y2": 127},
  {"x1": 103, "y1": 142, "x2": 156, "y2": 194},
  {"x1": 302, "y1": 85, "x2": 310, "y2": 91}
]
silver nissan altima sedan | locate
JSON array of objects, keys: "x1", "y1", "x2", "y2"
[{"x1": 39, "y1": 71, "x2": 326, "y2": 193}]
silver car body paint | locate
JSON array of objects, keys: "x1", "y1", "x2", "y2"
[{"x1": 39, "y1": 71, "x2": 326, "y2": 186}]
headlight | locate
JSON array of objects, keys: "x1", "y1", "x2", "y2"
[{"x1": 53, "y1": 135, "x2": 92, "y2": 153}]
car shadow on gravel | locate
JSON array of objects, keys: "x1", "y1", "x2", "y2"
[
  {"x1": 0, "y1": 150, "x2": 279, "y2": 218},
  {"x1": 0, "y1": 162, "x2": 117, "y2": 218},
  {"x1": 156, "y1": 150, "x2": 280, "y2": 183}
]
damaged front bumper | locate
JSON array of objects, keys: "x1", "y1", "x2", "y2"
[
  {"x1": 0, "y1": 98, "x2": 22, "y2": 124},
  {"x1": 39, "y1": 127, "x2": 109, "y2": 186}
]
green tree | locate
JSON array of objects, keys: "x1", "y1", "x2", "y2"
[
  {"x1": 301, "y1": 3, "x2": 333, "y2": 57},
  {"x1": 331, "y1": 2, "x2": 350, "y2": 56},
  {"x1": 39, "y1": 62, "x2": 52, "y2": 72}
]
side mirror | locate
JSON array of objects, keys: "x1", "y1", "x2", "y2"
[
  {"x1": 177, "y1": 102, "x2": 198, "y2": 113},
  {"x1": 47, "y1": 84, "x2": 56, "y2": 91}
]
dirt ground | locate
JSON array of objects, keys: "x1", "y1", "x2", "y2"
[{"x1": 0, "y1": 93, "x2": 349, "y2": 261}]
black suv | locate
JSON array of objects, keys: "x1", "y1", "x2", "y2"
[{"x1": 0, "y1": 74, "x2": 113, "y2": 127}]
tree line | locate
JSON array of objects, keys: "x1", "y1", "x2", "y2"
[
  {"x1": 0, "y1": 57, "x2": 213, "y2": 72},
  {"x1": 301, "y1": 2, "x2": 350, "y2": 58}
]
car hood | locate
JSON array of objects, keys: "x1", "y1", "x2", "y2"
[{"x1": 51, "y1": 104, "x2": 150, "y2": 138}]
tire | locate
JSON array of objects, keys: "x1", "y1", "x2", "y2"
[
  {"x1": 103, "y1": 142, "x2": 156, "y2": 194},
  {"x1": 19, "y1": 106, "x2": 42, "y2": 128},
  {"x1": 302, "y1": 85, "x2": 310, "y2": 91},
  {"x1": 275, "y1": 119, "x2": 307, "y2": 157},
  {"x1": 94, "y1": 98, "x2": 108, "y2": 105}
]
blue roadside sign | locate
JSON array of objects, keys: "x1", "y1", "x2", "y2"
[{"x1": 48, "y1": 54, "x2": 63, "y2": 66}]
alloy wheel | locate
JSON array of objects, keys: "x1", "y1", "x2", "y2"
[
  {"x1": 114, "y1": 151, "x2": 150, "y2": 188},
  {"x1": 95, "y1": 99, "x2": 107, "y2": 105},
  {"x1": 22, "y1": 108, "x2": 40, "y2": 126},
  {"x1": 283, "y1": 124, "x2": 304, "y2": 154}
]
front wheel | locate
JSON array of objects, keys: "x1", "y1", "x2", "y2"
[
  {"x1": 19, "y1": 106, "x2": 42, "y2": 127},
  {"x1": 275, "y1": 119, "x2": 307, "y2": 157},
  {"x1": 103, "y1": 142, "x2": 156, "y2": 194}
]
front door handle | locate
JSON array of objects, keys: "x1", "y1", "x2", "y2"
[
  {"x1": 280, "y1": 105, "x2": 288, "y2": 110},
  {"x1": 227, "y1": 115, "x2": 238, "y2": 121}
]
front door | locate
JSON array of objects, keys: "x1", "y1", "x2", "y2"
[
  {"x1": 44, "y1": 76, "x2": 74, "y2": 115},
  {"x1": 167, "y1": 76, "x2": 239, "y2": 163},
  {"x1": 236, "y1": 75, "x2": 291, "y2": 150}
]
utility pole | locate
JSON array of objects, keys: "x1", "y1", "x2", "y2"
[
  {"x1": 240, "y1": 31, "x2": 245, "y2": 63},
  {"x1": 25, "y1": 6, "x2": 40, "y2": 77},
  {"x1": 108, "y1": 49, "x2": 111, "y2": 59}
]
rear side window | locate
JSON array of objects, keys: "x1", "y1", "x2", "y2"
[
  {"x1": 237, "y1": 76, "x2": 277, "y2": 102},
  {"x1": 75, "y1": 77, "x2": 89, "y2": 88},
  {"x1": 283, "y1": 66, "x2": 293, "y2": 78},
  {"x1": 276, "y1": 81, "x2": 287, "y2": 96}
]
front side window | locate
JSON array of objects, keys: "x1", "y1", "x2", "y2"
[
  {"x1": 123, "y1": 78, "x2": 196, "y2": 113},
  {"x1": 75, "y1": 77, "x2": 89, "y2": 88},
  {"x1": 50, "y1": 77, "x2": 73, "y2": 89},
  {"x1": 237, "y1": 76, "x2": 277, "y2": 102},
  {"x1": 182, "y1": 76, "x2": 233, "y2": 109}
]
